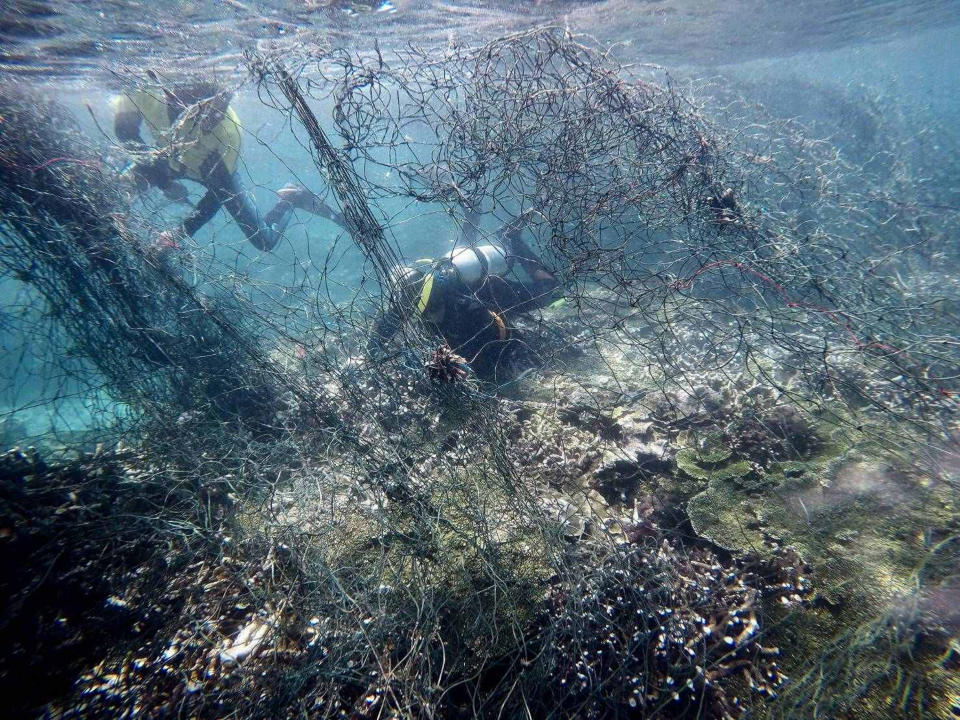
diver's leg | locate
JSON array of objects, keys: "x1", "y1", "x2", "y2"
[
  {"x1": 181, "y1": 188, "x2": 223, "y2": 238},
  {"x1": 274, "y1": 185, "x2": 347, "y2": 231},
  {"x1": 261, "y1": 198, "x2": 294, "y2": 238},
  {"x1": 204, "y1": 158, "x2": 281, "y2": 252}
]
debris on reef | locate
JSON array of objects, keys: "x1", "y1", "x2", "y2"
[{"x1": 425, "y1": 344, "x2": 470, "y2": 384}]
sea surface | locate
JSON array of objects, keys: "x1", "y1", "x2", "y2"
[{"x1": 2, "y1": 0, "x2": 959, "y2": 75}]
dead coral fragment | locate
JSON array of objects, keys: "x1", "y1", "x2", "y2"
[{"x1": 425, "y1": 344, "x2": 469, "y2": 384}]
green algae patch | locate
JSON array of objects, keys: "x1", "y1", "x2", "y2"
[
  {"x1": 686, "y1": 487, "x2": 765, "y2": 551},
  {"x1": 676, "y1": 446, "x2": 759, "y2": 489},
  {"x1": 676, "y1": 445, "x2": 739, "y2": 474},
  {"x1": 684, "y1": 442, "x2": 960, "y2": 719},
  {"x1": 772, "y1": 534, "x2": 960, "y2": 720},
  {"x1": 684, "y1": 432, "x2": 956, "y2": 605},
  {"x1": 676, "y1": 448, "x2": 715, "y2": 480}
]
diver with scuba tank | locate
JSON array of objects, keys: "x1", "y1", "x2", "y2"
[{"x1": 367, "y1": 210, "x2": 561, "y2": 380}]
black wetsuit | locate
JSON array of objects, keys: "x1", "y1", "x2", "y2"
[{"x1": 369, "y1": 264, "x2": 560, "y2": 378}]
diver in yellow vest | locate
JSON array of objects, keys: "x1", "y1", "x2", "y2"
[
  {"x1": 114, "y1": 81, "x2": 344, "y2": 251},
  {"x1": 367, "y1": 211, "x2": 560, "y2": 379}
]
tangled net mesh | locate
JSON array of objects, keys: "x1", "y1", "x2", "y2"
[{"x1": 0, "y1": 27, "x2": 958, "y2": 720}]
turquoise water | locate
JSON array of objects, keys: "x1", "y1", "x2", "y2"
[{"x1": 10, "y1": 7, "x2": 956, "y2": 442}]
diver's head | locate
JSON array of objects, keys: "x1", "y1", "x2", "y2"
[
  {"x1": 389, "y1": 264, "x2": 449, "y2": 324},
  {"x1": 389, "y1": 264, "x2": 426, "y2": 311}
]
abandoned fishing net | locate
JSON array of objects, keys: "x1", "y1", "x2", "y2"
[{"x1": 1, "y1": 28, "x2": 958, "y2": 719}]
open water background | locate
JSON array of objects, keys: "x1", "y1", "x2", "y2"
[{"x1": 2, "y1": 1, "x2": 959, "y2": 75}]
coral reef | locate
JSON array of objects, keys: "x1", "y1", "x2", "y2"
[
  {"x1": 533, "y1": 537, "x2": 808, "y2": 719},
  {"x1": 4, "y1": 298, "x2": 958, "y2": 719},
  {"x1": 2, "y1": 31, "x2": 958, "y2": 719}
]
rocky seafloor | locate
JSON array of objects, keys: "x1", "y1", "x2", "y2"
[{"x1": 1, "y1": 287, "x2": 958, "y2": 719}]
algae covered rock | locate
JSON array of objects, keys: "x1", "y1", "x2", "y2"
[
  {"x1": 677, "y1": 447, "x2": 752, "y2": 482},
  {"x1": 687, "y1": 485, "x2": 765, "y2": 553},
  {"x1": 688, "y1": 447, "x2": 958, "y2": 618}
]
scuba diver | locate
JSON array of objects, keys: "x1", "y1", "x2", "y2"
[
  {"x1": 113, "y1": 79, "x2": 345, "y2": 252},
  {"x1": 367, "y1": 211, "x2": 562, "y2": 380}
]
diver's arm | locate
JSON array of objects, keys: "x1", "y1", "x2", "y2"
[
  {"x1": 131, "y1": 158, "x2": 175, "y2": 190},
  {"x1": 499, "y1": 213, "x2": 554, "y2": 281},
  {"x1": 497, "y1": 214, "x2": 560, "y2": 309},
  {"x1": 460, "y1": 207, "x2": 481, "y2": 247},
  {"x1": 167, "y1": 83, "x2": 235, "y2": 141},
  {"x1": 115, "y1": 102, "x2": 173, "y2": 189}
]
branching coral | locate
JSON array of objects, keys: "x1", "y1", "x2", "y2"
[{"x1": 527, "y1": 536, "x2": 810, "y2": 719}]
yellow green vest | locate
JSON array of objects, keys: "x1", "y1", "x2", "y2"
[{"x1": 113, "y1": 90, "x2": 242, "y2": 181}]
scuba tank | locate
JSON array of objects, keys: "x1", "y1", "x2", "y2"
[
  {"x1": 445, "y1": 244, "x2": 509, "y2": 288},
  {"x1": 387, "y1": 244, "x2": 510, "y2": 319}
]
